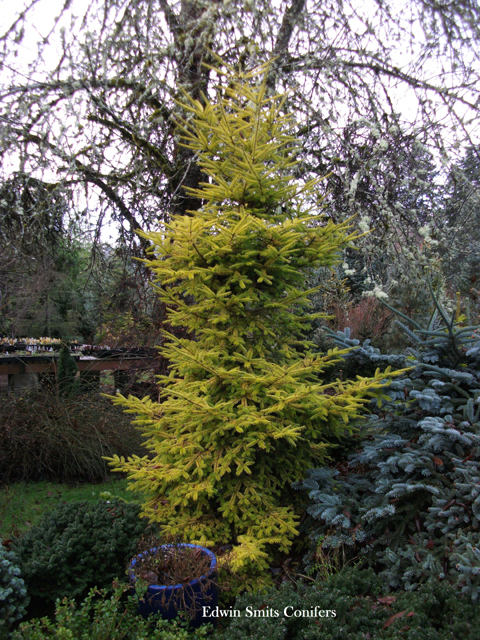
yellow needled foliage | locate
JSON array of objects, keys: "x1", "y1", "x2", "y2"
[{"x1": 105, "y1": 60, "x2": 405, "y2": 588}]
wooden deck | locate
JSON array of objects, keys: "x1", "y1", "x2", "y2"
[
  {"x1": 0, "y1": 355, "x2": 152, "y2": 375},
  {"x1": 0, "y1": 354, "x2": 156, "y2": 393}
]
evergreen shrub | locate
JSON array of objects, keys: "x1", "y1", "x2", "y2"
[
  {"x1": 106, "y1": 61, "x2": 399, "y2": 585},
  {"x1": 216, "y1": 565, "x2": 480, "y2": 640},
  {"x1": 312, "y1": 325, "x2": 405, "y2": 386},
  {"x1": 56, "y1": 344, "x2": 79, "y2": 396},
  {"x1": 297, "y1": 295, "x2": 480, "y2": 597},
  {"x1": 12, "y1": 500, "x2": 155, "y2": 602},
  {"x1": 0, "y1": 539, "x2": 29, "y2": 639},
  {"x1": 12, "y1": 582, "x2": 211, "y2": 640}
]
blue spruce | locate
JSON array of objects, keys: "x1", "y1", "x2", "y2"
[
  {"x1": 0, "y1": 539, "x2": 29, "y2": 638},
  {"x1": 296, "y1": 292, "x2": 480, "y2": 598}
]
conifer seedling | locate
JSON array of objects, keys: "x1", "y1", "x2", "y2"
[{"x1": 105, "y1": 61, "x2": 400, "y2": 586}]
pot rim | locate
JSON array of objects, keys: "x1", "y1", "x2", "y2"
[{"x1": 129, "y1": 543, "x2": 217, "y2": 592}]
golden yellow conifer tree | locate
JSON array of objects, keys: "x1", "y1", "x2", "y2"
[{"x1": 106, "y1": 61, "x2": 400, "y2": 586}]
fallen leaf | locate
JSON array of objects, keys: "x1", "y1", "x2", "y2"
[
  {"x1": 432, "y1": 457, "x2": 443, "y2": 466},
  {"x1": 383, "y1": 611, "x2": 407, "y2": 629},
  {"x1": 378, "y1": 596, "x2": 396, "y2": 605}
]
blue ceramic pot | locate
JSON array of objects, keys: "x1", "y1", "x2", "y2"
[{"x1": 129, "y1": 544, "x2": 218, "y2": 628}]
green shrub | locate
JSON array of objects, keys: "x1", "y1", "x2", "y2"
[
  {"x1": 12, "y1": 582, "x2": 212, "y2": 639},
  {"x1": 0, "y1": 539, "x2": 29, "y2": 639},
  {"x1": 217, "y1": 566, "x2": 480, "y2": 640},
  {"x1": 12, "y1": 500, "x2": 155, "y2": 602},
  {"x1": 296, "y1": 294, "x2": 480, "y2": 597},
  {"x1": 0, "y1": 391, "x2": 148, "y2": 482}
]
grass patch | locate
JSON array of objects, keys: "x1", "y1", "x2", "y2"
[{"x1": 0, "y1": 477, "x2": 136, "y2": 540}]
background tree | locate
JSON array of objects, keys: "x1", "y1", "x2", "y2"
[
  {"x1": 0, "y1": 173, "x2": 166, "y2": 341},
  {"x1": 1, "y1": 0, "x2": 479, "y2": 298},
  {"x1": 440, "y1": 145, "x2": 480, "y2": 313},
  {"x1": 0, "y1": 175, "x2": 73, "y2": 337}
]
